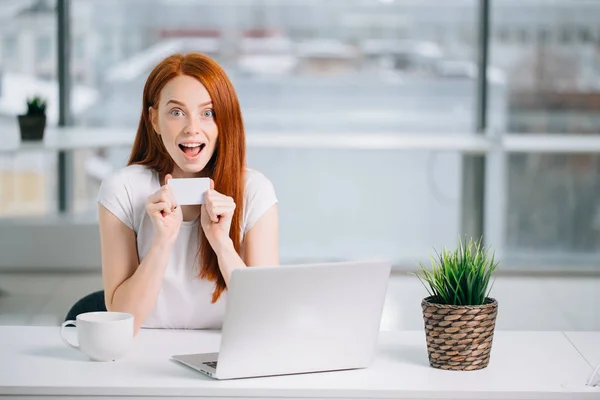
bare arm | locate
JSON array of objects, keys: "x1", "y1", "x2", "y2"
[
  {"x1": 241, "y1": 204, "x2": 279, "y2": 267},
  {"x1": 214, "y1": 203, "x2": 279, "y2": 286},
  {"x1": 99, "y1": 206, "x2": 175, "y2": 334},
  {"x1": 100, "y1": 174, "x2": 181, "y2": 335}
]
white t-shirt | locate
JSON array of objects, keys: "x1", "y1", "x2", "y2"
[{"x1": 97, "y1": 164, "x2": 278, "y2": 329}]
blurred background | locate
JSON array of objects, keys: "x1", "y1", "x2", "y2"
[{"x1": 0, "y1": 0, "x2": 599, "y2": 330}]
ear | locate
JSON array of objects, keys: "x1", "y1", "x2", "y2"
[{"x1": 149, "y1": 106, "x2": 159, "y2": 135}]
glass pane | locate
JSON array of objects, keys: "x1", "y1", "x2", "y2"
[
  {"x1": 491, "y1": 1, "x2": 600, "y2": 265},
  {"x1": 0, "y1": 0, "x2": 57, "y2": 217},
  {"x1": 0, "y1": 151, "x2": 57, "y2": 216},
  {"x1": 69, "y1": 0, "x2": 478, "y2": 264},
  {"x1": 75, "y1": 146, "x2": 464, "y2": 265},
  {"x1": 249, "y1": 148, "x2": 463, "y2": 264},
  {"x1": 506, "y1": 153, "x2": 600, "y2": 265},
  {"x1": 489, "y1": 0, "x2": 600, "y2": 134},
  {"x1": 73, "y1": 0, "x2": 478, "y2": 133}
]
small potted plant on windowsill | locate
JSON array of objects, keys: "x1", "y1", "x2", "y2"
[
  {"x1": 18, "y1": 96, "x2": 47, "y2": 141},
  {"x1": 415, "y1": 237, "x2": 499, "y2": 371}
]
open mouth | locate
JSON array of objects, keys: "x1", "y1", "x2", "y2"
[{"x1": 178, "y1": 142, "x2": 206, "y2": 159}]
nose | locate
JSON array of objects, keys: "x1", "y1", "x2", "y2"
[{"x1": 184, "y1": 114, "x2": 201, "y2": 135}]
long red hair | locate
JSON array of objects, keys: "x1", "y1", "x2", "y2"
[{"x1": 128, "y1": 53, "x2": 246, "y2": 303}]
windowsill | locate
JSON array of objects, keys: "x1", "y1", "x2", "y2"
[
  {"x1": 0, "y1": 124, "x2": 492, "y2": 153},
  {"x1": 0, "y1": 210, "x2": 98, "y2": 226},
  {"x1": 2, "y1": 124, "x2": 600, "y2": 154},
  {"x1": 0, "y1": 125, "x2": 135, "y2": 153}
]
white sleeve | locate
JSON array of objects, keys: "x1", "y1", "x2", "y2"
[
  {"x1": 97, "y1": 171, "x2": 135, "y2": 231},
  {"x1": 243, "y1": 171, "x2": 278, "y2": 235}
]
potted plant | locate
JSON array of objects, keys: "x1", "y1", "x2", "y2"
[
  {"x1": 18, "y1": 96, "x2": 47, "y2": 141},
  {"x1": 415, "y1": 237, "x2": 499, "y2": 371}
]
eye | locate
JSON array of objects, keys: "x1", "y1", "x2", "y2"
[
  {"x1": 201, "y1": 109, "x2": 215, "y2": 118},
  {"x1": 170, "y1": 108, "x2": 183, "y2": 117}
]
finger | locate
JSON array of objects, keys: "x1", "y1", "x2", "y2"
[
  {"x1": 205, "y1": 190, "x2": 233, "y2": 204},
  {"x1": 148, "y1": 201, "x2": 172, "y2": 216},
  {"x1": 147, "y1": 192, "x2": 172, "y2": 210},
  {"x1": 210, "y1": 206, "x2": 235, "y2": 221},
  {"x1": 161, "y1": 184, "x2": 178, "y2": 209},
  {"x1": 148, "y1": 191, "x2": 166, "y2": 204},
  {"x1": 202, "y1": 204, "x2": 218, "y2": 223},
  {"x1": 210, "y1": 178, "x2": 215, "y2": 190},
  {"x1": 204, "y1": 189, "x2": 215, "y2": 205},
  {"x1": 161, "y1": 174, "x2": 178, "y2": 208},
  {"x1": 209, "y1": 201, "x2": 235, "y2": 211},
  {"x1": 148, "y1": 189, "x2": 177, "y2": 209},
  {"x1": 217, "y1": 205, "x2": 236, "y2": 215},
  {"x1": 209, "y1": 208, "x2": 219, "y2": 223},
  {"x1": 147, "y1": 191, "x2": 163, "y2": 203},
  {"x1": 205, "y1": 196, "x2": 233, "y2": 208},
  {"x1": 205, "y1": 204, "x2": 219, "y2": 223}
]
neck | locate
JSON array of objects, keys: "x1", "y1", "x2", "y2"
[{"x1": 170, "y1": 166, "x2": 210, "y2": 179}]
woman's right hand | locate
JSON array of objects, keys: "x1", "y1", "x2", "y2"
[{"x1": 146, "y1": 174, "x2": 183, "y2": 245}]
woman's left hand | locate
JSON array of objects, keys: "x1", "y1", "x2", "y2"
[{"x1": 201, "y1": 179, "x2": 236, "y2": 252}]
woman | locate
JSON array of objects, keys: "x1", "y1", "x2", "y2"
[{"x1": 97, "y1": 53, "x2": 279, "y2": 334}]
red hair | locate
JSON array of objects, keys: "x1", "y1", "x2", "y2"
[{"x1": 128, "y1": 53, "x2": 246, "y2": 303}]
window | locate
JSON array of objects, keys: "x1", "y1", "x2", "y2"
[
  {"x1": 0, "y1": 1, "x2": 57, "y2": 217},
  {"x1": 491, "y1": 1, "x2": 600, "y2": 265},
  {"x1": 36, "y1": 35, "x2": 52, "y2": 63},
  {"x1": 3, "y1": 34, "x2": 17, "y2": 60},
  {"x1": 72, "y1": 0, "x2": 477, "y2": 133},
  {"x1": 74, "y1": 36, "x2": 84, "y2": 61},
  {"x1": 538, "y1": 28, "x2": 550, "y2": 44},
  {"x1": 4, "y1": 0, "x2": 600, "y2": 270},
  {"x1": 518, "y1": 28, "x2": 529, "y2": 44},
  {"x1": 67, "y1": 0, "x2": 478, "y2": 264},
  {"x1": 560, "y1": 27, "x2": 574, "y2": 44},
  {"x1": 579, "y1": 28, "x2": 592, "y2": 43},
  {"x1": 497, "y1": 27, "x2": 509, "y2": 43}
]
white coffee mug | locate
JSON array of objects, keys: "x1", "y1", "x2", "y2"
[{"x1": 60, "y1": 311, "x2": 134, "y2": 361}]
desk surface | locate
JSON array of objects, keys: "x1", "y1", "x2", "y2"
[
  {"x1": 0, "y1": 326, "x2": 598, "y2": 399},
  {"x1": 565, "y1": 331, "x2": 600, "y2": 386},
  {"x1": 565, "y1": 331, "x2": 600, "y2": 366}
]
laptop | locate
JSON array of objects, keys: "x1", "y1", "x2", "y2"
[{"x1": 171, "y1": 260, "x2": 391, "y2": 380}]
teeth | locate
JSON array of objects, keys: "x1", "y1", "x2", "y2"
[{"x1": 180, "y1": 143, "x2": 202, "y2": 148}]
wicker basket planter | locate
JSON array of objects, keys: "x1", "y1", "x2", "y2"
[{"x1": 421, "y1": 296, "x2": 498, "y2": 371}]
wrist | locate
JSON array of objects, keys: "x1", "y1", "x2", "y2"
[
  {"x1": 151, "y1": 237, "x2": 176, "y2": 252},
  {"x1": 213, "y1": 237, "x2": 236, "y2": 256}
]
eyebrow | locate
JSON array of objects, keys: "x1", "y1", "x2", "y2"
[{"x1": 165, "y1": 99, "x2": 213, "y2": 108}]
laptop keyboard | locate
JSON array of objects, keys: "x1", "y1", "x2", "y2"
[{"x1": 203, "y1": 361, "x2": 218, "y2": 369}]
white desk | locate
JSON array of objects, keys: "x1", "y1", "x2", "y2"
[
  {"x1": 565, "y1": 332, "x2": 600, "y2": 366},
  {"x1": 0, "y1": 327, "x2": 598, "y2": 399},
  {"x1": 565, "y1": 331, "x2": 600, "y2": 386}
]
